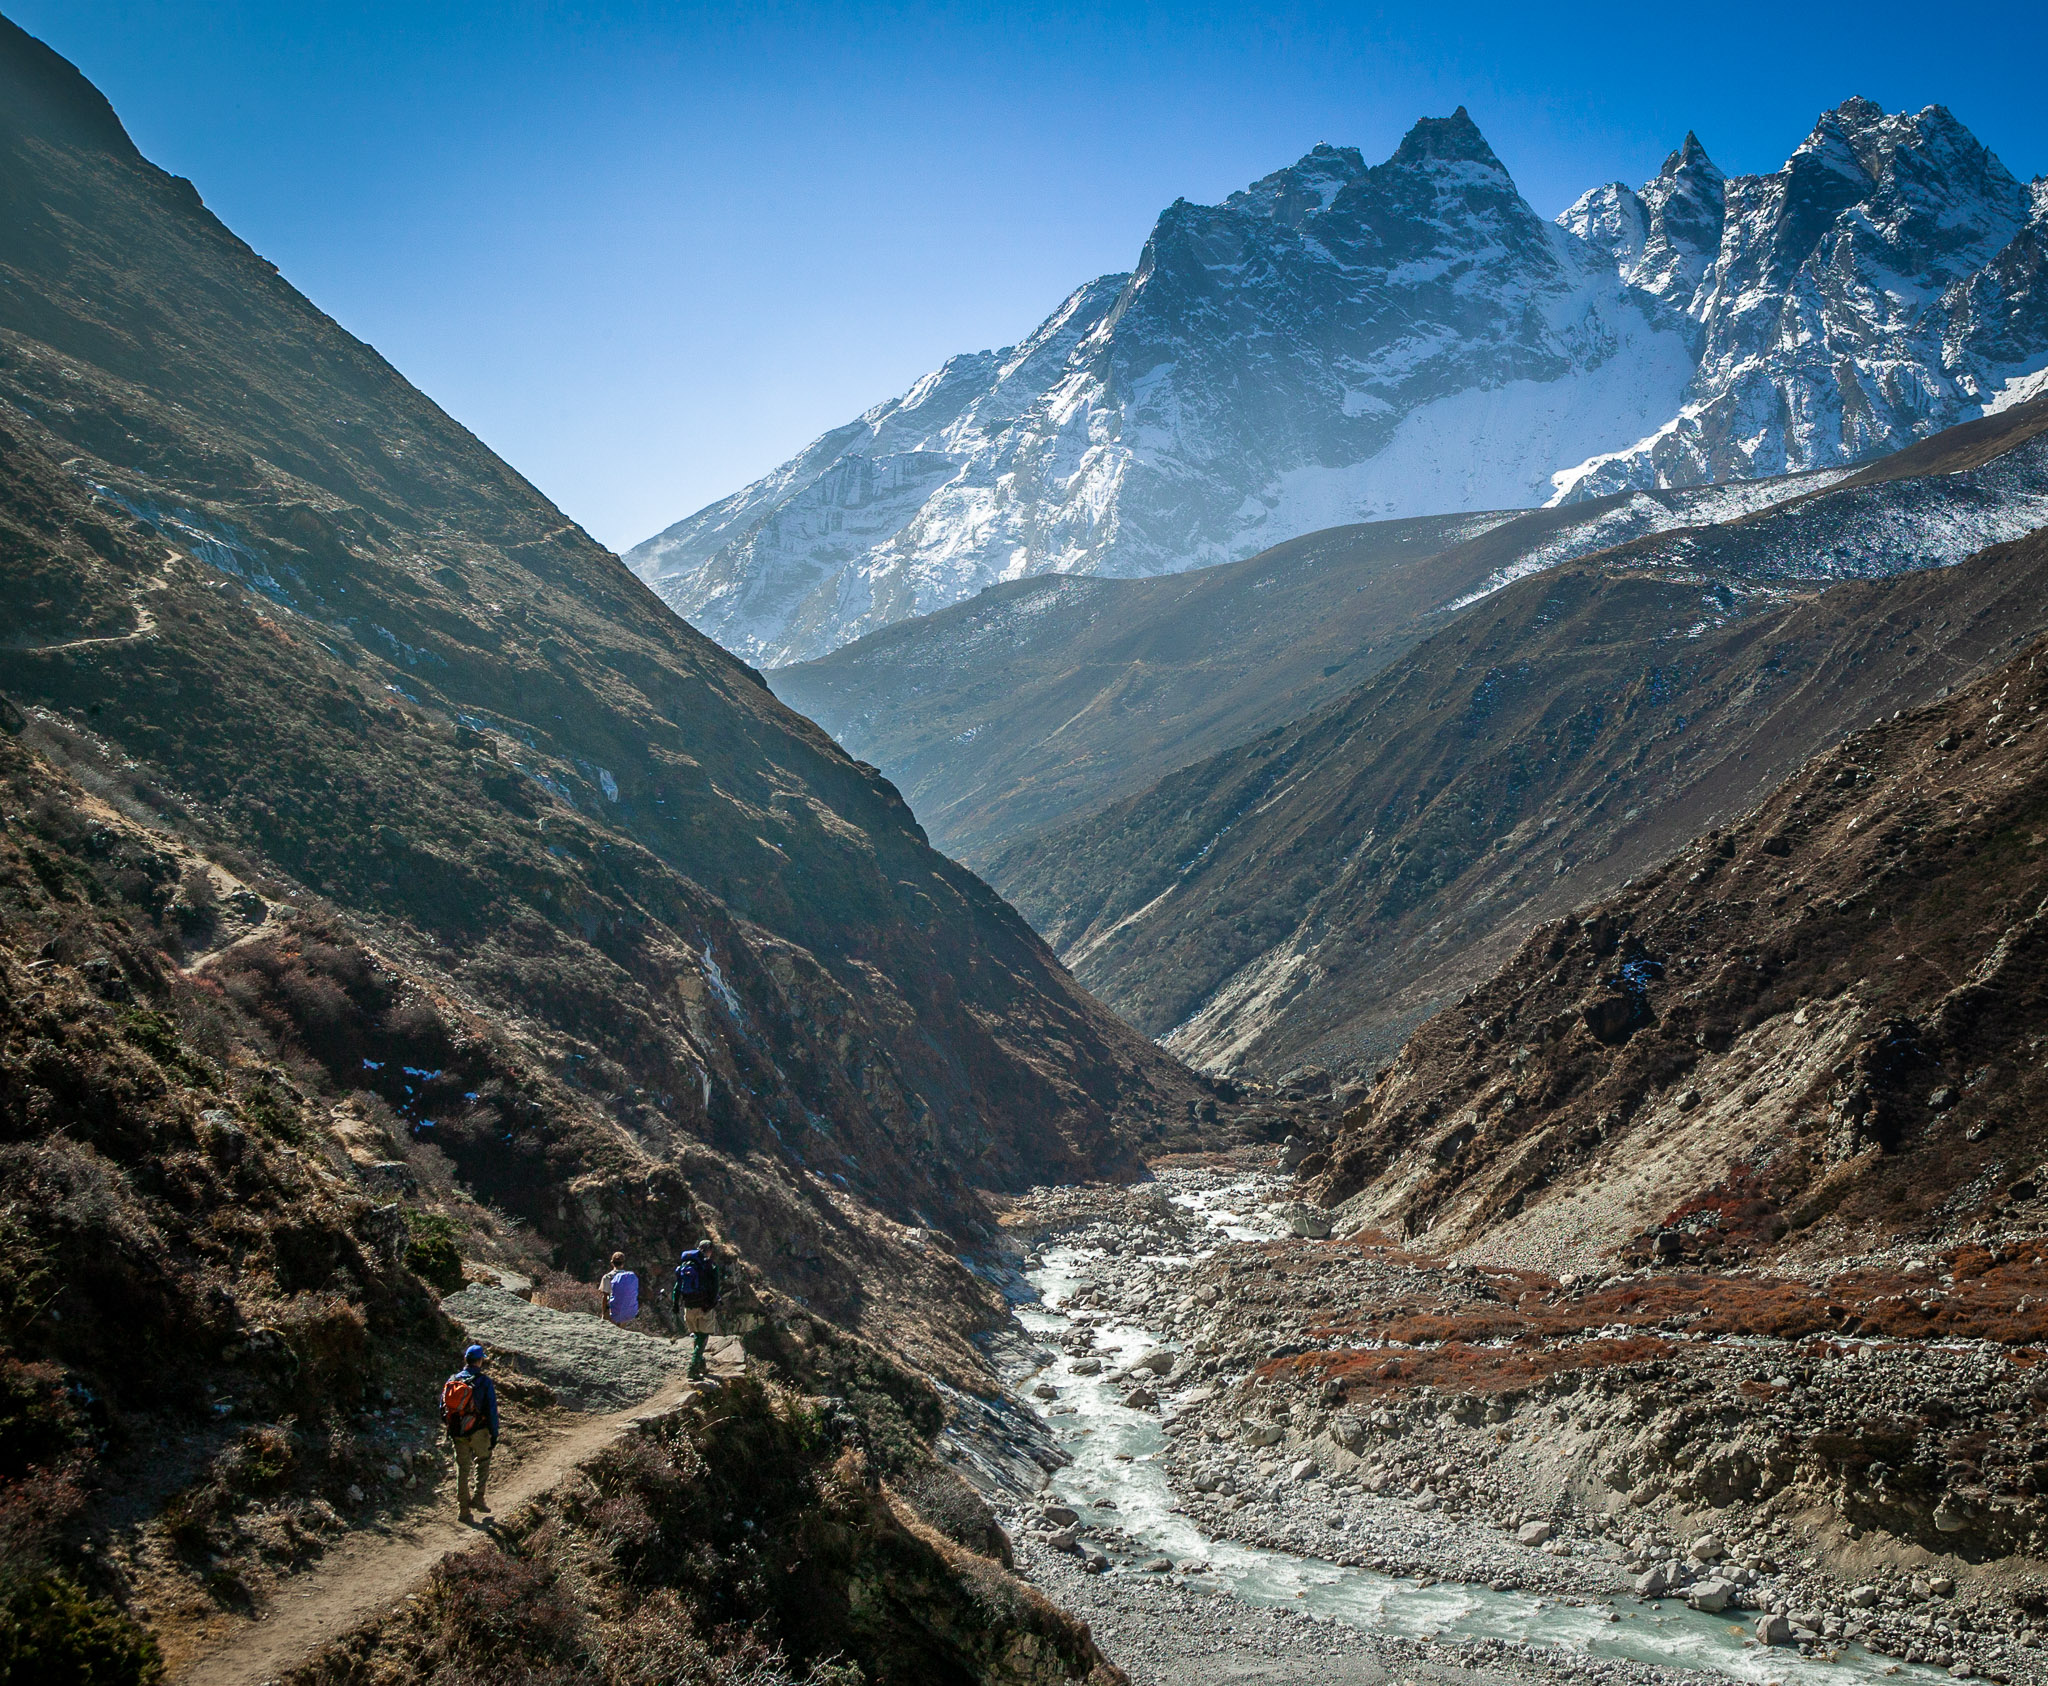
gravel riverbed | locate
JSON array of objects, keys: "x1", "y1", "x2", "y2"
[{"x1": 984, "y1": 1163, "x2": 2048, "y2": 1685}]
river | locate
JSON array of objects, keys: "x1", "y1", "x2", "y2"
[{"x1": 1009, "y1": 1177, "x2": 1940, "y2": 1684}]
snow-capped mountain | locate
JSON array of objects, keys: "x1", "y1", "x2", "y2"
[
  {"x1": 1558, "y1": 99, "x2": 2044, "y2": 497},
  {"x1": 630, "y1": 101, "x2": 2048, "y2": 668}
]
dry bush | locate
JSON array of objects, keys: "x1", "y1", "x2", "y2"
[
  {"x1": 420, "y1": 1543, "x2": 582, "y2": 1669},
  {"x1": 531, "y1": 1270, "x2": 603, "y2": 1317}
]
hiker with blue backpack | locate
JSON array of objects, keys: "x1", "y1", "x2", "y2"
[
  {"x1": 672, "y1": 1238, "x2": 722, "y2": 1379},
  {"x1": 440, "y1": 1343, "x2": 499, "y2": 1524},
  {"x1": 599, "y1": 1251, "x2": 640, "y2": 1325}
]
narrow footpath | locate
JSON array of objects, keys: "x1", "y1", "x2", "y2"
[{"x1": 169, "y1": 1294, "x2": 745, "y2": 1686}]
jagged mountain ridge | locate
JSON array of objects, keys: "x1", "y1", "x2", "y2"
[
  {"x1": 985, "y1": 401, "x2": 2048, "y2": 1079},
  {"x1": 632, "y1": 101, "x2": 2048, "y2": 667}
]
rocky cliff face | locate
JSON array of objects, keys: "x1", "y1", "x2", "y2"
[
  {"x1": 1307, "y1": 593, "x2": 2048, "y2": 1282},
  {"x1": 632, "y1": 102, "x2": 2048, "y2": 666}
]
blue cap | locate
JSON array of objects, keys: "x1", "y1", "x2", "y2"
[{"x1": 464, "y1": 1344, "x2": 485, "y2": 1364}]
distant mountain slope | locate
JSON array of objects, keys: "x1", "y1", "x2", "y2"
[
  {"x1": 1307, "y1": 601, "x2": 2048, "y2": 1279},
  {"x1": 986, "y1": 403, "x2": 2048, "y2": 1078},
  {"x1": 0, "y1": 7, "x2": 1199, "y2": 1379},
  {"x1": 631, "y1": 102, "x2": 2048, "y2": 667},
  {"x1": 771, "y1": 477, "x2": 1842, "y2": 864}
]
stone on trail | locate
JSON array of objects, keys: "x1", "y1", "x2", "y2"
[{"x1": 441, "y1": 1283, "x2": 714, "y2": 1410}]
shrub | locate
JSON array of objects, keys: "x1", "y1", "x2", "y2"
[
  {"x1": 404, "y1": 1213, "x2": 465, "y2": 1294},
  {"x1": 0, "y1": 1572, "x2": 161, "y2": 1686},
  {"x1": 114, "y1": 1008, "x2": 219, "y2": 1091},
  {"x1": 222, "y1": 1424, "x2": 294, "y2": 1492},
  {"x1": 157, "y1": 1486, "x2": 220, "y2": 1555},
  {"x1": 0, "y1": 1361, "x2": 81, "y2": 1482},
  {"x1": 424, "y1": 1545, "x2": 579, "y2": 1665},
  {"x1": 238, "y1": 1082, "x2": 304, "y2": 1145}
]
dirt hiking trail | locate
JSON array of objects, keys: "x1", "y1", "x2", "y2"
[{"x1": 170, "y1": 1290, "x2": 746, "y2": 1686}]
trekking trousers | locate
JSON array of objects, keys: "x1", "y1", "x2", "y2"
[
  {"x1": 452, "y1": 1428, "x2": 493, "y2": 1513},
  {"x1": 684, "y1": 1306, "x2": 717, "y2": 1376}
]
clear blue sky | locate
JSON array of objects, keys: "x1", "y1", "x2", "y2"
[{"x1": 14, "y1": 2, "x2": 2045, "y2": 553}]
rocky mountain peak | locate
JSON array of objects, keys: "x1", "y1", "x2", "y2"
[
  {"x1": 1386, "y1": 105, "x2": 1504, "y2": 173},
  {"x1": 1556, "y1": 129, "x2": 1724, "y2": 303},
  {"x1": 1226, "y1": 141, "x2": 1369, "y2": 229},
  {"x1": 1659, "y1": 130, "x2": 1717, "y2": 181}
]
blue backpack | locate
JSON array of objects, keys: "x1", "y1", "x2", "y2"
[{"x1": 675, "y1": 1249, "x2": 715, "y2": 1308}]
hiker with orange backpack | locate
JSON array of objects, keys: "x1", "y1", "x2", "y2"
[{"x1": 440, "y1": 1343, "x2": 499, "y2": 1523}]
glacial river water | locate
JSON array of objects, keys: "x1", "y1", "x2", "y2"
[{"x1": 1012, "y1": 1184, "x2": 1938, "y2": 1684}]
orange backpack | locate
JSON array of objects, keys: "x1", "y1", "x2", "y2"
[{"x1": 441, "y1": 1373, "x2": 481, "y2": 1436}]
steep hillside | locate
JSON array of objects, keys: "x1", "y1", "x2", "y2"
[
  {"x1": 773, "y1": 478, "x2": 1846, "y2": 864},
  {"x1": 989, "y1": 418, "x2": 2048, "y2": 1078},
  {"x1": 1307, "y1": 610, "x2": 2048, "y2": 1275},
  {"x1": 632, "y1": 100, "x2": 2048, "y2": 666},
  {"x1": 0, "y1": 15, "x2": 1196, "y2": 1225},
  {"x1": 0, "y1": 18, "x2": 1187, "y2": 1679}
]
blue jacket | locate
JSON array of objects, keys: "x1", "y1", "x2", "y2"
[{"x1": 451, "y1": 1367, "x2": 499, "y2": 1441}]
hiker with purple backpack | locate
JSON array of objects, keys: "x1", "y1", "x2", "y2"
[{"x1": 599, "y1": 1251, "x2": 640, "y2": 1325}]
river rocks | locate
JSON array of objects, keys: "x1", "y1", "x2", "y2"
[
  {"x1": 1516, "y1": 1521, "x2": 1553, "y2": 1546},
  {"x1": 1756, "y1": 1611, "x2": 1793, "y2": 1645},
  {"x1": 1634, "y1": 1566, "x2": 1671, "y2": 1596},
  {"x1": 1290, "y1": 1459, "x2": 1320, "y2": 1482},
  {"x1": 1688, "y1": 1534, "x2": 1724, "y2": 1562},
  {"x1": 1687, "y1": 1578, "x2": 1737, "y2": 1613},
  {"x1": 1244, "y1": 1423, "x2": 1284, "y2": 1448}
]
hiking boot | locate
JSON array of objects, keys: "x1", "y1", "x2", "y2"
[{"x1": 459, "y1": 1508, "x2": 474, "y2": 1524}]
